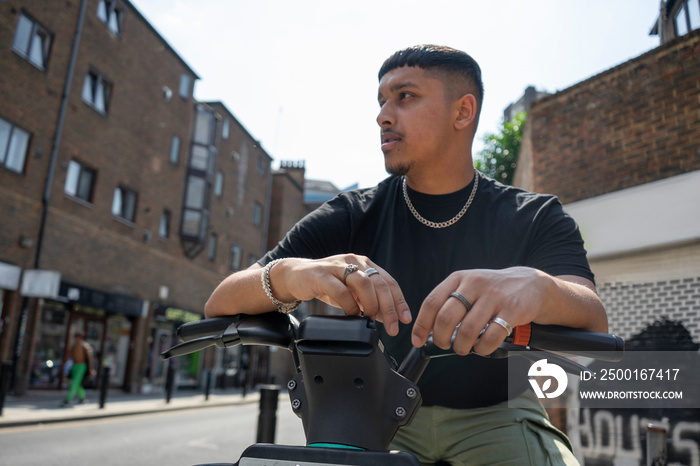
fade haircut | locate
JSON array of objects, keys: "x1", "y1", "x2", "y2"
[{"x1": 378, "y1": 45, "x2": 484, "y2": 124}]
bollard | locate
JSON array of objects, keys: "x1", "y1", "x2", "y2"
[
  {"x1": 0, "y1": 362, "x2": 13, "y2": 416},
  {"x1": 204, "y1": 370, "x2": 211, "y2": 401},
  {"x1": 256, "y1": 385, "x2": 280, "y2": 443},
  {"x1": 99, "y1": 367, "x2": 110, "y2": 409},
  {"x1": 646, "y1": 422, "x2": 668, "y2": 466},
  {"x1": 165, "y1": 364, "x2": 175, "y2": 404}
]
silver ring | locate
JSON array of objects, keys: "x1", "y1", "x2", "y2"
[
  {"x1": 448, "y1": 292, "x2": 472, "y2": 311},
  {"x1": 343, "y1": 264, "x2": 359, "y2": 284},
  {"x1": 490, "y1": 317, "x2": 513, "y2": 336},
  {"x1": 365, "y1": 267, "x2": 380, "y2": 277}
]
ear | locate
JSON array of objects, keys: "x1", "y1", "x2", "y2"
[{"x1": 454, "y1": 94, "x2": 477, "y2": 131}]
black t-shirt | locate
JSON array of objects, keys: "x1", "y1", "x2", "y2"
[{"x1": 260, "y1": 172, "x2": 594, "y2": 408}]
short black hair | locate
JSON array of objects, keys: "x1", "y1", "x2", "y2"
[{"x1": 378, "y1": 45, "x2": 484, "y2": 119}]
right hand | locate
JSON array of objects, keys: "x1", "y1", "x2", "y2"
[{"x1": 274, "y1": 255, "x2": 412, "y2": 336}]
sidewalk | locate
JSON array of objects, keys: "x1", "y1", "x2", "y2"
[{"x1": 0, "y1": 387, "x2": 260, "y2": 429}]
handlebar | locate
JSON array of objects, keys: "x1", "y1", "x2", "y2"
[
  {"x1": 161, "y1": 313, "x2": 624, "y2": 452},
  {"x1": 162, "y1": 314, "x2": 624, "y2": 373}
]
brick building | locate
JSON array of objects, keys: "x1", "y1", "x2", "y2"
[
  {"x1": 514, "y1": 28, "x2": 700, "y2": 342},
  {"x1": 513, "y1": 15, "x2": 699, "y2": 466},
  {"x1": 0, "y1": 1, "x2": 273, "y2": 395}
]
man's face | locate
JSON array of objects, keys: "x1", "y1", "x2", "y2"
[{"x1": 377, "y1": 66, "x2": 454, "y2": 177}]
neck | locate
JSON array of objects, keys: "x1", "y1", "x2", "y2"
[{"x1": 404, "y1": 166, "x2": 476, "y2": 195}]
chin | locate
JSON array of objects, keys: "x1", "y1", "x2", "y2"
[{"x1": 385, "y1": 161, "x2": 412, "y2": 177}]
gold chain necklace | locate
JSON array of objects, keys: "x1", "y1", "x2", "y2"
[{"x1": 402, "y1": 173, "x2": 479, "y2": 228}]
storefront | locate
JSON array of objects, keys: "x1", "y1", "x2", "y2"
[
  {"x1": 149, "y1": 305, "x2": 204, "y2": 392},
  {"x1": 29, "y1": 282, "x2": 145, "y2": 390}
]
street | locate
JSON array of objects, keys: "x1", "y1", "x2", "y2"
[{"x1": 0, "y1": 401, "x2": 306, "y2": 465}]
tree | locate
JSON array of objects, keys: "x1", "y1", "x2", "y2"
[{"x1": 474, "y1": 111, "x2": 526, "y2": 185}]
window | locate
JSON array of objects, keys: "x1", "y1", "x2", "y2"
[
  {"x1": 675, "y1": 0, "x2": 700, "y2": 36},
  {"x1": 169, "y1": 136, "x2": 180, "y2": 164},
  {"x1": 230, "y1": 245, "x2": 242, "y2": 271},
  {"x1": 159, "y1": 210, "x2": 171, "y2": 238},
  {"x1": 12, "y1": 11, "x2": 52, "y2": 70},
  {"x1": 215, "y1": 171, "x2": 223, "y2": 197},
  {"x1": 253, "y1": 202, "x2": 263, "y2": 227},
  {"x1": 180, "y1": 105, "x2": 217, "y2": 249},
  {"x1": 112, "y1": 186, "x2": 137, "y2": 222},
  {"x1": 179, "y1": 73, "x2": 191, "y2": 99},
  {"x1": 82, "y1": 70, "x2": 112, "y2": 114},
  {"x1": 64, "y1": 160, "x2": 96, "y2": 202},
  {"x1": 97, "y1": 0, "x2": 123, "y2": 35},
  {"x1": 222, "y1": 118, "x2": 230, "y2": 140},
  {"x1": 257, "y1": 154, "x2": 267, "y2": 176},
  {"x1": 208, "y1": 233, "x2": 217, "y2": 261},
  {"x1": 0, "y1": 116, "x2": 30, "y2": 174}
]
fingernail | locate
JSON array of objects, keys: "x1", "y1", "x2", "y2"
[
  {"x1": 403, "y1": 310, "x2": 412, "y2": 322},
  {"x1": 389, "y1": 322, "x2": 398, "y2": 335}
]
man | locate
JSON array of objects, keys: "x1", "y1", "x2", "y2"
[
  {"x1": 61, "y1": 332, "x2": 95, "y2": 406},
  {"x1": 205, "y1": 45, "x2": 607, "y2": 465}
]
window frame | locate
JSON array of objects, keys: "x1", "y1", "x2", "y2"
[
  {"x1": 169, "y1": 135, "x2": 180, "y2": 165},
  {"x1": 208, "y1": 233, "x2": 218, "y2": 261},
  {"x1": 159, "y1": 209, "x2": 171, "y2": 239},
  {"x1": 82, "y1": 68, "x2": 113, "y2": 115},
  {"x1": 97, "y1": 0, "x2": 124, "y2": 36},
  {"x1": 230, "y1": 244, "x2": 243, "y2": 272},
  {"x1": 179, "y1": 73, "x2": 191, "y2": 99},
  {"x1": 252, "y1": 201, "x2": 263, "y2": 227},
  {"x1": 0, "y1": 116, "x2": 31, "y2": 174},
  {"x1": 64, "y1": 159, "x2": 97, "y2": 202},
  {"x1": 674, "y1": 0, "x2": 700, "y2": 36},
  {"x1": 12, "y1": 10, "x2": 53, "y2": 70},
  {"x1": 214, "y1": 170, "x2": 224, "y2": 198},
  {"x1": 111, "y1": 185, "x2": 138, "y2": 223}
]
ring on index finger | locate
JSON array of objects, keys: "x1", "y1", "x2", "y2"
[
  {"x1": 343, "y1": 264, "x2": 359, "y2": 284},
  {"x1": 448, "y1": 292, "x2": 473, "y2": 312}
]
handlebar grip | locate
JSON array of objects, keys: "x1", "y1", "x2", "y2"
[
  {"x1": 177, "y1": 316, "x2": 240, "y2": 342},
  {"x1": 510, "y1": 323, "x2": 624, "y2": 361}
]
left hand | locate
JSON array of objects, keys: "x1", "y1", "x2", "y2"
[{"x1": 411, "y1": 267, "x2": 552, "y2": 356}]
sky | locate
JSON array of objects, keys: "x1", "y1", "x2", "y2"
[{"x1": 131, "y1": 0, "x2": 663, "y2": 190}]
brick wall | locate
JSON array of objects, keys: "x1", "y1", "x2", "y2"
[
  {"x1": 600, "y1": 277, "x2": 700, "y2": 342},
  {"x1": 517, "y1": 29, "x2": 700, "y2": 204}
]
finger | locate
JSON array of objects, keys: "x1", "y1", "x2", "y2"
[
  {"x1": 412, "y1": 277, "x2": 459, "y2": 347},
  {"x1": 344, "y1": 270, "x2": 379, "y2": 316},
  {"x1": 472, "y1": 315, "x2": 513, "y2": 356},
  {"x1": 431, "y1": 294, "x2": 470, "y2": 350},
  {"x1": 369, "y1": 263, "x2": 412, "y2": 324},
  {"x1": 451, "y1": 298, "x2": 496, "y2": 355},
  {"x1": 321, "y1": 275, "x2": 363, "y2": 315}
]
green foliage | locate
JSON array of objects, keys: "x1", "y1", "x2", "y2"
[{"x1": 474, "y1": 112, "x2": 526, "y2": 185}]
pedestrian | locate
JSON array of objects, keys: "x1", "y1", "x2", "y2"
[
  {"x1": 204, "y1": 45, "x2": 607, "y2": 465},
  {"x1": 61, "y1": 332, "x2": 95, "y2": 407}
]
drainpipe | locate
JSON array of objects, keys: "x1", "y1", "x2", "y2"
[
  {"x1": 11, "y1": 0, "x2": 88, "y2": 393},
  {"x1": 34, "y1": 0, "x2": 88, "y2": 268}
]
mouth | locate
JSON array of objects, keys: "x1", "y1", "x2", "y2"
[{"x1": 381, "y1": 131, "x2": 401, "y2": 151}]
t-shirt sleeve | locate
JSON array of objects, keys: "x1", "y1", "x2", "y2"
[
  {"x1": 259, "y1": 195, "x2": 353, "y2": 266},
  {"x1": 526, "y1": 197, "x2": 595, "y2": 284}
]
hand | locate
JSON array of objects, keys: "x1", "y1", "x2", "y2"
[
  {"x1": 411, "y1": 267, "x2": 551, "y2": 355},
  {"x1": 275, "y1": 255, "x2": 412, "y2": 335}
]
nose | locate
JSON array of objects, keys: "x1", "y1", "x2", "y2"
[{"x1": 376, "y1": 103, "x2": 394, "y2": 128}]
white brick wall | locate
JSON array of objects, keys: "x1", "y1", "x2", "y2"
[{"x1": 599, "y1": 277, "x2": 700, "y2": 342}]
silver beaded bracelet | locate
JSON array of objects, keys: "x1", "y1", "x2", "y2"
[{"x1": 261, "y1": 258, "x2": 301, "y2": 314}]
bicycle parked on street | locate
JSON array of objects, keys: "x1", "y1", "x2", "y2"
[{"x1": 162, "y1": 312, "x2": 624, "y2": 466}]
